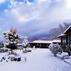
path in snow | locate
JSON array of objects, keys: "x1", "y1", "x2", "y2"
[{"x1": 0, "y1": 48, "x2": 71, "y2": 71}]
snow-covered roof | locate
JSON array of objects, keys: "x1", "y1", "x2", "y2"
[
  {"x1": 52, "y1": 39, "x2": 61, "y2": 43},
  {"x1": 64, "y1": 25, "x2": 71, "y2": 34},
  {"x1": 57, "y1": 34, "x2": 66, "y2": 38},
  {"x1": 57, "y1": 25, "x2": 71, "y2": 38},
  {"x1": 30, "y1": 40, "x2": 52, "y2": 44},
  {"x1": 30, "y1": 39, "x2": 60, "y2": 44}
]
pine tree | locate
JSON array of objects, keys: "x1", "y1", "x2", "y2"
[{"x1": 3, "y1": 28, "x2": 20, "y2": 50}]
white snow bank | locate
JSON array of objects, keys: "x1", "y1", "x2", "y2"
[
  {"x1": 0, "y1": 49, "x2": 71, "y2": 71},
  {"x1": 57, "y1": 52, "x2": 68, "y2": 57},
  {"x1": 64, "y1": 56, "x2": 71, "y2": 64},
  {"x1": 64, "y1": 59, "x2": 71, "y2": 64}
]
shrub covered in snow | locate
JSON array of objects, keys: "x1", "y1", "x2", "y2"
[
  {"x1": 0, "y1": 54, "x2": 21, "y2": 62},
  {"x1": 49, "y1": 43, "x2": 62, "y2": 56},
  {"x1": 3, "y1": 28, "x2": 20, "y2": 50},
  {"x1": 0, "y1": 41, "x2": 4, "y2": 48},
  {"x1": 0, "y1": 48, "x2": 9, "y2": 53}
]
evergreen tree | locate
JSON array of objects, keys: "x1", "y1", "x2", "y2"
[{"x1": 3, "y1": 28, "x2": 20, "y2": 50}]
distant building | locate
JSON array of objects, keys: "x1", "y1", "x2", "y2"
[
  {"x1": 29, "y1": 39, "x2": 60, "y2": 48},
  {"x1": 29, "y1": 40, "x2": 52, "y2": 48}
]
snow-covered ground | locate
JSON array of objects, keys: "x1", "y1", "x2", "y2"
[{"x1": 0, "y1": 48, "x2": 71, "y2": 71}]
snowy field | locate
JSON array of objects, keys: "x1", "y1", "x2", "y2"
[{"x1": 0, "y1": 48, "x2": 71, "y2": 71}]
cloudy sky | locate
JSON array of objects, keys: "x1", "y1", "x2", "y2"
[{"x1": 0, "y1": 0, "x2": 71, "y2": 40}]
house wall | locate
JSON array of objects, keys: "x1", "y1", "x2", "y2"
[
  {"x1": 29, "y1": 43, "x2": 50, "y2": 48},
  {"x1": 60, "y1": 32, "x2": 71, "y2": 49},
  {"x1": 61, "y1": 37, "x2": 66, "y2": 46},
  {"x1": 66, "y1": 32, "x2": 71, "y2": 47}
]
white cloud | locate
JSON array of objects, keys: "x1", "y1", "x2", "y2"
[
  {"x1": 1, "y1": 0, "x2": 71, "y2": 39},
  {"x1": 38, "y1": 0, "x2": 47, "y2": 3},
  {"x1": 2, "y1": 0, "x2": 51, "y2": 23},
  {"x1": 4, "y1": 0, "x2": 50, "y2": 23},
  {"x1": 52, "y1": 0, "x2": 71, "y2": 21},
  {"x1": 3, "y1": 0, "x2": 71, "y2": 24},
  {"x1": 10, "y1": 6, "x2": 39, "y2": 22},
  {"x1": 0, "y1": 0, "x2": 6, "y2": 4},
  {"x1": 65, "y1": 0, "x2": 71, "y2": 9},
  {"x1": 18, "y1": 16, "x2": 26, "y2": 22}
]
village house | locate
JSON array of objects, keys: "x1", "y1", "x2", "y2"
[
  {"x1": 29, "y1": 39, "x2": 60, "y2": 48},
  {"x1": 58, "y1": 25, "x2": 71, "y2": 55},
  {"x1": 58, "y1": 26, "x2": 71, "y2": 47}
]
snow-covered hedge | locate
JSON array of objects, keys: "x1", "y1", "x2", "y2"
[{"x1": 49, "y1": 43, "x2": 62, "y2": 56}]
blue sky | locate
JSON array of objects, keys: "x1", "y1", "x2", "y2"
[{"x1": 0, "y1": 0, "x2": 71, "y2": 40}]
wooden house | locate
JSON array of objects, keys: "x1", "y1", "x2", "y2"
[
  {"x1": 58, "y1": 26, "x2": 71, "y2": 54},
  {"x1": 58, "y1": 26, "x2": 71, "y2": 47}
]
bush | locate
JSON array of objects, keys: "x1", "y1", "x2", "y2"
[
  {"x1": 3, "y1": 28, "x2": 19, "y2": 50},
  {"x1": 49, "y1": 43, "x2": 62, "y2": 56},
  {"x1": 0, "y1": 41, "x2": 4, "y2": 48},
  {"x1": 6, "y1": 43, "x2": 17, "y2": 50},
  {"x1": 0, "y1": 48, "x2": 8, "y2": 53}
]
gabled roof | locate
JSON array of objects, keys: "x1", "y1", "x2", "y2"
[
  {"x1": 57, "y1": 25, "x2": 71, "y2": 38},
  {"x1": 30, "y1": 39, "x2": 60, "y2": 44},
  {"x1": 57, "y1": 34, "x2": 66, "y2": 38},
  {"x1": 64, "y1": 25, "x2": 71, "y2": 34}
]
